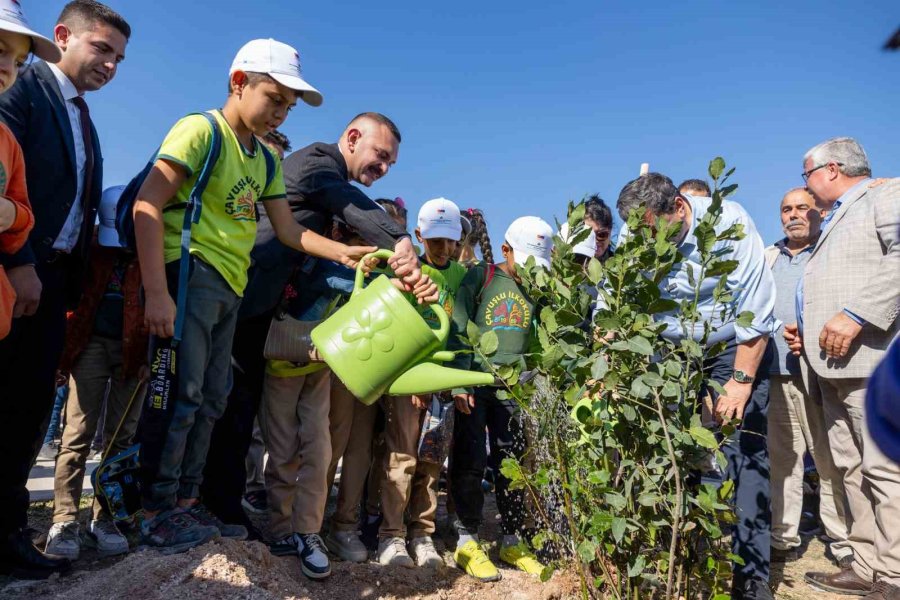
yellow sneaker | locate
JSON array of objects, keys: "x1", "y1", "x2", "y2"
[
  {"x1": 454, "y1": 540, "x2": 501, "y2": 582},
  {"x1": 499, "y1": 542, "x2": 546, "y2": 576}
]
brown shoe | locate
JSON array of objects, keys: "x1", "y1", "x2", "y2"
[
  {"x1": 805, "y1": 567, "x2": 872, "y2": 596},
  {"x1": 866, "y1": 581, "x2": 900, "y2": 599}
]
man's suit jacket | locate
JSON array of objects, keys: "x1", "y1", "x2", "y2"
[
  {"x1": 0, "y1": 61, "x2": 103, "y2": 299},
  {"x1": 802, "y1": 178, "x2": 900, "y2": 379}
]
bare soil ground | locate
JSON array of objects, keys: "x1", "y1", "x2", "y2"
[{"x1": 2, "y1": 493, "x2": 854, "y2": 600}]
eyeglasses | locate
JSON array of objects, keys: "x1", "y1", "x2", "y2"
[{"x1": 802, "y1": 162, "x2": 842, "y2": 182}]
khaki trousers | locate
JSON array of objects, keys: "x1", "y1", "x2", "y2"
[
  {"x1": 258, "y1": 368, "x2": 331, "y2": 538},
  {"x1": 769, "y1": 373, "x2": 848, "y2": 554},
  {"x1": 379, "y1": 396, "x2": 439, "y2": 539},
  {"x1": 53, "y1": 336, "x2": 144, "y2": 523},
  {"x1": 327, "y1": 376, "x2": 378, "y2": 532},
  {"x1": 813, "y1": 375, "x2": 900, "y2": 586}
]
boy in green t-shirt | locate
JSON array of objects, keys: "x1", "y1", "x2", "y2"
[
  {"x1": 132, "y1": 39, "x2": 374, "y2": 556},
  {"x1": 448, "y1": 216, "x2": 554, "y2": 582},
  {"x1": 376, "y1": 197, "x2": 468, "y2": 569}
]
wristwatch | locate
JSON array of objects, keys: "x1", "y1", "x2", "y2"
[{"x1": 732, "y1": 370, "x2": 755, "y2": 384}]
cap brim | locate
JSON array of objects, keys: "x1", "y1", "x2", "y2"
[
  {"x1": 270, "y1": 72, "x2": 323, "y2": 107},
  {"x1": 513, "y1": 251, "x2": 551, "y2": 270},
  {"x1": 0, "y1": 22, "x2": 62, "y2": 63},
  {"x1": 421, "y1": 225, "x2": 463, "y2": 241}
]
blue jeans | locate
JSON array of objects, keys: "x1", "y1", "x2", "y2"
[
  {"x1": 43, "y1": 384, "x2": 68, "y2": 445},
  {"x1": 705, "y1": 340, "x2": 775, "y2": 586},
  {"x1": 138, "y1": 258, "x2": 241, "y2": 512}
]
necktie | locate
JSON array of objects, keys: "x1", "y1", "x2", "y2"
[{"x1": 71, "y1": 96, "x2": 94, "y2": 243}]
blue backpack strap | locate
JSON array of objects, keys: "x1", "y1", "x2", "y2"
[
  {"x1": 172, "y1": 111, "x2": 222, "y2": 345},
  {"x1": 259, "y1": 141, "x2": 277, "y2": 191}
]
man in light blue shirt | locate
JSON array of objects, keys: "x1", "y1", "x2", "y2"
[{"x1": 617, "y1": 173, "x2": 777, "y2": 600}]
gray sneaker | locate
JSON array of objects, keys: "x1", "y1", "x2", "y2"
[
  {"x1": 185, "y1": 503, "x2": 247, "y2": 540},
  {"x1": 139, "y1": 508, "x2": 219, "y2": 555},
  {"x1": 324, "y1": 529, "x2": 368, "y2": 563},
  {"x1": 377, "y1": 536, "x2": 415, "y2": 568},
  {"x1": 45, "y1": 521, "x2": 81, "y2": 560},
  {"x1": 87, "y1": 519, "x2": 129, "y2": 556}
]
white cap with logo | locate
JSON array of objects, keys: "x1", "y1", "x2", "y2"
[
  {"x1": 98, "y1": 185, "x2": 125, "y2": 248},
  {"x1": 0, "y1": 0, "x2": 62, "y2": 63},
  {"x1": 559, "y1": 222, "x2": 597, "y2": 258},
  {"x1": 230, "y1": 38, "x2": 323, "y2": 107},
  {"x1": 418, "y1": 197, "x2": 462, "y2": 240},
  {"x1": 505, "y1": 216, "x2": 554, "y2": 270}
]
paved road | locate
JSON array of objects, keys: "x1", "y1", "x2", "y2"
[{"x1": 27, "y1": 454, "x2": 99, "y2": 503}]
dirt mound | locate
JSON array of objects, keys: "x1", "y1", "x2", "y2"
[{"x1": 10, "y1": 538, "x2": 578, "y2": 600}]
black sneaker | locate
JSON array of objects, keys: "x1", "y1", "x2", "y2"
[
  {"x1": 297, "y1": 533, "x2": 331, "y2": 580},
  {"x1": 771, "y1": 546, "x2": 800, "y2": 562},
  {"x1": 269, "y1": 533, "x2": 300, "y2": 557},
  {"x1": 139, "y1": 508, "x2": 219, "y2": 555},
  {"x1": 186, "y1": 503, "x2": 248, "y2": 540},
  {"x1": 241, "y1": 490, "x2": 268, "y2": 515},
  {"x1": 739, "y1": 578, "x2": 773, "y2": 600}
]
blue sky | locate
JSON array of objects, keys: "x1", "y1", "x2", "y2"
[{"x1": 25, "y1": 1, "x2": 900, "y2": 251}]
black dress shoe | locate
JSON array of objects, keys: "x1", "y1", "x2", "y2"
[
  {"x1": 0, "y1": 529, "x2": 72, "y2": 580},
  {"x1": 741, "y1": 577, "x2": 774, "y2": 600},
  {"x1": 771, "y1": 546, "x2": 801, "y2": 562}
]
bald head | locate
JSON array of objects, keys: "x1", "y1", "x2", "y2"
[
  {"x1": 339, "y1": 113, "x2": 401, "y2": 187},
  {"x1": 780, "y1": 187, "x2": 822, "y2": 248}
]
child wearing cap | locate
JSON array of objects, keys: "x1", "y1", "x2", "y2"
[
  {"x1": 0, "y1": 1, "x2": 62, "y2": 340},
  {"x1": 376, "y1": 198, "x2": 468, "y2": 569},
  {"x1": 447, "y1": 215, "x2": 554, "y2": 582},
  {"x1": 46, "y1": 186, "x2": 147, "y2": 561},
  {"x1": 132, "y1": 38, "x2": 375, "y2": 555}
]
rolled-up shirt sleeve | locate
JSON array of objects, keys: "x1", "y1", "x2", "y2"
[{"x1": 726, "y1": 208, "x2": 779, "y2": 342}]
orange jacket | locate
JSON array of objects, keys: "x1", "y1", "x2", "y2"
[{"x1": 0, "y1": 123, "x2": 34, "y2": 340}]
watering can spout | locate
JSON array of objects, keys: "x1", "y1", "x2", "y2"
[{"x1": 387, "y1": 361, "x2": 495, "y2": 396}]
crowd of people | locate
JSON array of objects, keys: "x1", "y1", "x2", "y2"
[{"x1": 0, "y1": 2, "x2": 897, "y2": 600}]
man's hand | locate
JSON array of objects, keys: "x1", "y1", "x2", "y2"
[
  {"x1": 714, "y1": 379, "x2": 752, "y2": 424},
  {"x1": 783, "y1": 322, "x2": 803, "y2": 356},
  {"x1": 7, "y1": 264, "x2": 42, "y2": 317},
  {"x1": 337, "y1": 244, "x2": 378, "y2": 270},
  {"x1": 388, "y1": 237, "x2": 426, "y2": 296},
  {"x1": 144, "y1": 291, "x2": 177, "y2": 338},
  {"x1": 819, "y1": 312, "x2": 863, "y2": 359},
  {"x1": 411, "y1": 395, "x2": 428, "y2": 410},
  {"x1": 454, "y1": 393, "x2": 474, "y2": 415},
  {"x1": 0, "y1": 197, "x2": 15, "y2": 233}
]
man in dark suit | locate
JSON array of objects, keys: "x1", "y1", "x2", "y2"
[{"x1": 0, "y1": 0, "x2": 129, "y2": 579}]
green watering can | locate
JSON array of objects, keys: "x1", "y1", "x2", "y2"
[{"x1": 311, "y1": 250, "x2": 495, "y2": 405}]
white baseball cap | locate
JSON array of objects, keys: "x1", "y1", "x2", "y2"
[
  {"x1": 98, "y1": 185, "x2": 125, "y2": 248},
  {"x1": 230, "y1": 38, "x2": 323, "y2": 107},
  {"x1": 0, "y1": 0, "x2": 62, "y2": 63},
  {"x1": 559, "y1": 222, "x2": 597, "y2": 258},
  {"x1": 505, "y1": 216, "x2": 554, "y2": 270},
  {"x1": 418, "y1": 197, "x2": 462, "y2": 240}
]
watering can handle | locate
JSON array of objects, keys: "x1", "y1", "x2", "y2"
[{"x1": 352, "y1": 250, "x2": 450, "y2": 347}]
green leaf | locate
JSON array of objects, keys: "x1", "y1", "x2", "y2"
[
  {"x1": 621, "y1": 404, "x2": 637, "y2": 422},
  {"x1": 588, "y1": 470, "x2": 611, "y2": 485},
  {"x1": 630, "y1": 378, "x2": 651, "y2": 399},
  {"x1": 627, "y1": 555, "x2": 646, "y2": 578},
  {"x1": 709, "y1": 157, "x2": 726, "y2": 180},
  {"x1": 736, "y1": 310, "x2": 755, "y2": 328},
  {"x1": 576, "y1": 539, "x2": 597, "y2": 563},
  {"x1": 626, "y1": 336, "x2": 654, "y2": 356},
  {"x1": 611, "y1": 517, "x2": 627, "y2": 544},
  {"x1": 480, "y1": 330, "x2": 499, "y2": 356},
  {"x1": 590, "y1": 356, "x2": 609, "y2": 380},
  {"x1": 641, "y1": 371, "x2": 665, "y2": 387},
  {"x1": 541, "y1": 306, "x2": 559, "y2": 333},
  {"x1": 604, "y1": 492, "x2": 627, "y2": 512},
  {"x1": 587, "y1": 257, "x2": 603, "y2": 285},
  {"x1": 689, "y1": 426, "x2": 719, "y2": 450},
  {"x1": 465, "y1": 320, "x2": 481, "y2": 345}
]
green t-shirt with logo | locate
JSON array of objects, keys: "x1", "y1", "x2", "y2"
[
  {"x1": 448, "y1": 263, "x2": 538, "y2": 392},
  {"x1": 158, "y1": 110, "x2": 285, "y2": 296},
  {"x1": 418, "y1": 259, "x2": 468, "y2": 331}
]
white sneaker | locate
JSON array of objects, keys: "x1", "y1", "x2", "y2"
[
  {"x1": 377, "y1": 536, "x2": 415, "y2": 568},
  {"x1": 409, "y1": 536, "x2": 444, "y2": 568},
  {"x1": 46, "y1": 521, "x2": 81, "y2": 560},
  {"x1": 324, "y1": 529, "x2": 368, "y2": 563},
  {"x1": 88, "y1": 519, "x2": 129, "y2": 556}
]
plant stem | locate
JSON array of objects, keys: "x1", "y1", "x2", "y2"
[{"x1": 652, "y1": 390, "x2": 683, "y2": 600}]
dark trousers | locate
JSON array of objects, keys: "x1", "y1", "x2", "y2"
[
  {"x1": 200, "y1": 310, "x2": 272, "y2": 523},
  {"x1": 0, "y1": 260, "x2": 70, "y2": 535},
  {"x1": 705, "y1": 340, "x2": 774, "y2": 586},
  {"x1": 450, "y1": 386, "x2": 527, "y2": 536}
]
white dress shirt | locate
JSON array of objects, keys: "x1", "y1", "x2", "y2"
[{"x1": 47, "y1": 62, "x2": 88, "y2": 253}]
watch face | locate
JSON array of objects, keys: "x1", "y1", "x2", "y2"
[{"x1": 733, "y1": 370, "x2": 753, "y2": 383}]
